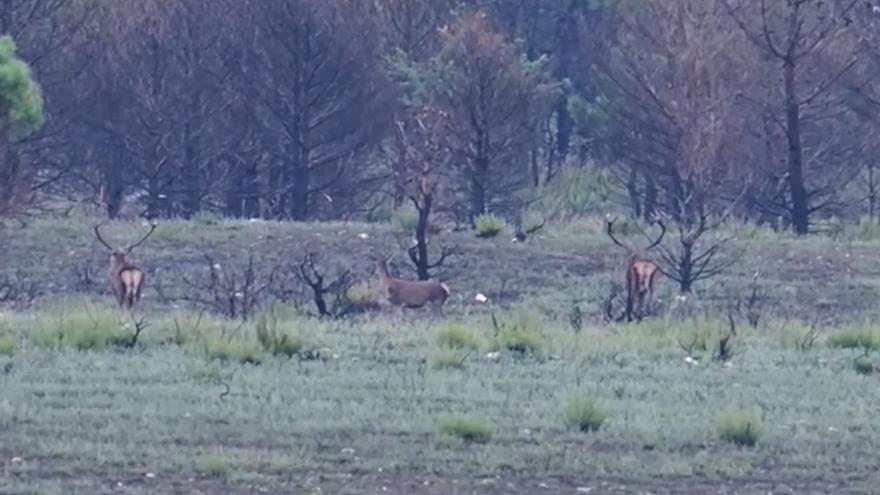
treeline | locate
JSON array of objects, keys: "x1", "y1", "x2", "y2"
[{"x1": 1, "y1": 0, "x2": 879, "y2": 234}]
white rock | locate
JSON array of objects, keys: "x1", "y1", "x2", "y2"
[
  {"x1": 474, "y1": 293, "x2": 489, "y2": 303},
  {"x1": 684, "y1": 356, "x2": 699, "y2": 366},
  {"x1": 358, "y1": 233, "x2": 369, "y2": 239}
]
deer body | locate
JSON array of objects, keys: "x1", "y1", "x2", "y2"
[
  {"x1": 625, "y1": 253, "x2": 659, "y2": 321},
  {"x1": 606, "y1": 219, "x2": 665, "y2": 322},
  {"x1": 378, "y1": 259, "x2": 449, "y2": 313},
  {"x1": 95, "y1": 223, "x2": 156, "y2": 309},
  {"x1": 109, "y1": 254, "x2": 145, "y2": 308}
]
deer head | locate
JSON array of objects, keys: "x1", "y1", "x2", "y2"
[{"x1": 94, "y1": 222, "x2": 157, "y2": 308}]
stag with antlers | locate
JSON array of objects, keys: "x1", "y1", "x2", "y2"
[
  {"x1": 93, "y1": 222, "x2": 157, "y2": 309},
  {"x1": 606, "y1": 218, "x2": 666, "y2": 322},
  {"x1": 377, "y1": 256, "x2": 449, "y2": 315}
]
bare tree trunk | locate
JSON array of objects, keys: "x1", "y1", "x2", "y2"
[
  {"x1": 469, "y1": 153, "x2": 489, "y2": 223},
  {"x1": 414, "y1": 193, "x2": 432, "y2": 280},
  {"x1": 181, "y1": 121, "x2": 201, "y2": 218},
  {"x1": 783, "y1": 56, "x2": 809, "y2": 235},
  {"x1": 627, "y1": 167, "x2": 641, "y2": 218},
  {"x1": 644, "y1": 174, "x2": 658, "y2": 222}
]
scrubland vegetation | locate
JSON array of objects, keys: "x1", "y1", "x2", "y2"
[{"x1": 2, "y1": 214, "x2": 880, "y2": 494}]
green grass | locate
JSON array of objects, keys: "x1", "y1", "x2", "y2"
[
  {"x1": 717, "y1": 410, "x2": 762, "y2": 447},
  {"x1": 437, "y1": 414, "x2": 493, "y2": 444},
  {"x1": 562, "y1": 398, "x2": 608, "y2": 433},
  {"x1": 196, "y1": 453, "x2": 231, "y2": 477},
  {"x1": 473, "y1": 213, "x2": 506, "y2": 238},
  {"x1": 392, "y1": 203, "x2": 419, "y2": 232},
  {"x1": 827, "y1": 323, "x2": 880, "y2": 353},
  {"x1": 31, "y1": 301, "x2": 130, "y2": 351},
  {"x1": 490, "y1": 310, "x2": 544, "y2": 356},
  {"x1": 255, "y1": 305, "x2": 309, "y2": 358},
  {"x1": 0, "y1": 334, "x2": 15, "y2": 356},
  {"x1": 7, "y1": 215, "x2": 880, "y2": 492},
  {"x1": 430, "y1": 347, "x2": 470, "y2": 369},
  {"x1": 434, "y1": 323, "x2": 481, "y2": 350}
]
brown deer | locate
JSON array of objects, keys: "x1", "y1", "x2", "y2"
[
  {"x1": 93, "y1": 222, "x2": 157, "y2": 309},
  {"x1": 606, "y1": 218, "x2": 666, "y2": 322},
  {"x1": 377, "y1": 257, "x2": 449, "y2": 315}
]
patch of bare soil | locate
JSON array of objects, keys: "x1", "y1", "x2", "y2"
[{"x1": 79, "y1": 472, "x2": 855, "y2": 495}]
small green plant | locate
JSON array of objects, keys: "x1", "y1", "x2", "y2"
[
  {"x1": 196, "y1": 453, "x2": 230, "y2": 477},
  {"x1": 0, "y1": 335, "x2": 15, "y2": 357},
  {"x1": 435, "y1": 323, "x2": 480, "y2": 350},
  {"x1": 854, "y1": 356, "x2": 874, "y2": 375},
  {"x1": 473, "y1": 213, "x2": 506, "y2": 238},
  {"x1": 255, "y1": 306, "x2": 307, "y2": 358},
  {"x1": 392, "y1": 203, "x2": 419, "y2": 232},
  {"x1": 717, "y1": 410, "x2": 761, "y2": 447},
  {"x1": 437, "y1": 414, "x2": 493, "y2": 444},
  {"x1": 490, "y1": 310, "x2": 544, "y2": 356},
  {"x1": 430, "y1": 347, "x2": 469, "y2": 370},
  {"x1": 563, "y1": 398, "x2": 608, "y2": 433}
]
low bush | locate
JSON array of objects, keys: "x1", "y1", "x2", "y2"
[
  {"x1": 196, "y1": 453, "x2": 230, "y2": 477},
  {"x1": 0, "y1": 335, "x2": 15, "y2": 357},
  {"x1": 437, "y1": 414, "x2": 493, "y2": 444},
  {"x1": 255, "y1": 306, "x2": 308, "y2": 358},
  {"x1": 474, "y1": 213, "x2": 506, "y2": 238},
  {"x1": 854, "y1": 356, "x2": 874, "y2": 375},
  {"x1": 490, "y1": 310, "x2": 544, "y2": 356},
  {"x1": 828, "y1": 324, "x2": 880, "y2": 354},
  {"x1": 563, "y1": 398, "x2": 608, "y2": 433},
  {"x1": 430, "y1": 347, "x2": 469, "y2": 370},
  {"x1": 435, "y1": 323, "x2": 480, "y2": 350},
  {"x1": 392, "y1": 204, "x2": 419, "y2": 232},
  {"x1": 717, "y1": 410, "x2": 761, "y2": 447}
]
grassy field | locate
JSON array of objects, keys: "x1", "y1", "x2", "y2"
[{"x1": 2, "y1": 215, "x2": 880, "y2": 494}]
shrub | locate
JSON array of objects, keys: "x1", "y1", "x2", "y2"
[
  {"x1": 437, "y1": 414, "x2": 492, "y2": 444},
  {"x1": 854, "y1": 356, "x2": 874, "y2": 375},
  {"x1": 473, "y1": 213, "x2": 506, "y2": 238},
  {"x1": 392, "y1": 203, "x2": 419, "y2": 232},
  {"x1": 563, "y1": 398, "x2": 608, "y2": 433},
  {"x1": 255, "y1": 306, "x2": 307, "y2": 358},
  {"x1": 32, "y1": 302, "x2": 128, "y2": 351},
  {"x1": 430, "y1": 347, "x2": 469, "y2": 370},
  {"x1": 0, "y1": 335, "x2": 15, "y2": 357},
  {"x1": 490, "y1": 310, "x2": 543, "y2": 356},
  {"x1": 435, "y1": 324, "x2": 480, "y2": 350},
  {"x1": 196, "y1": 454, "x2": 230, "y2": 477},
  {"x1": 717, "y1": 410, "x2": 761, "y2": 447},
  {"x1": 827, "y1": 325, "x2": 880, "y2": 354}
]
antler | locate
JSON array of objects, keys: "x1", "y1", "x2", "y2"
[
  {"x1": 644, "y1": 220, "x2": 666, "y2": 250},
  {"x1": 605, "y1": 218, "x2": 630, "y2": 250},
  {"x1": 93, "y1": 223, "x2": 115, "y2": 251},
  {"x1": 124, "y1": 223, "x2": 157, "y2": 254}
]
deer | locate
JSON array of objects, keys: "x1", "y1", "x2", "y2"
[
  {"x1": 377, "y1": 256, "x2": 449, "y2": 315},
  {"x1": 605, "y1": 218, "x2": 666, "y2": 322},
  {"x1": 93, "y1": 222, "x2": 157, "y2": 309}
]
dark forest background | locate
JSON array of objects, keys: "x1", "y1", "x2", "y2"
[{"x1": 2, "y1": 0, "x2": 880, "y2": 236}]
